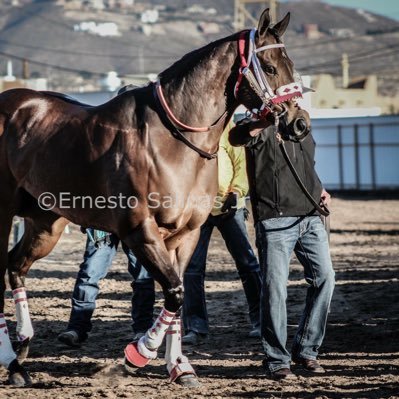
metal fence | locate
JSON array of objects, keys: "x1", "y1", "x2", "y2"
[{"x1": 312, "y1": 115, "x2": 399, "y2": 190}]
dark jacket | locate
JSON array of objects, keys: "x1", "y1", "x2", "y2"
[{"x1": 229, "y1": 119, "x2": 323, "y2": 223}]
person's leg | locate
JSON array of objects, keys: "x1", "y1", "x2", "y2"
[
  {"x1": 217, "y1": 209, "x2": 262, "y2": 333},
  {"x1": 292, "y1": 216, "x2": 335, "y2": 361},
  {"x1": 182, "y1": 219, "x2": 214, "y2": 336},
  {"x1": 122, "y1": 243, "x2": 155, "y2": 336},
  {"x1": 256, "y1": 217, "x2": 300, "y2": 373},
  {"x1": 66, "y1": 233, "x2": 119, "y2": 340}
]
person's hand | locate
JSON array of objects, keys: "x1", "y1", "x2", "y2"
[
  {"x1": 248, "y1": 118, "x2": 273, "y2": 137},
  {"x1": 320, "y1": 189, "x2": 331, "y2": 207},
  {"x1": 221, "y1": 192, "x2": 239, "y2": 218}
]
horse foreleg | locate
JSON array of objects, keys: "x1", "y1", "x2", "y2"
[
  {"x1": 165, "y1": 230, "x2": 201, "y2": 386},
  {"x1": 165, "y1": 315, "x2": 199, "y2": 386},
  {"x1": 123, "y1": 219, "x2": 184, "y2": 369},
  {"x1": 125, "y1": 306, "x2": 176, "y2": 370}
]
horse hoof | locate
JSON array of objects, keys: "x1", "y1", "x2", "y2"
[
  {"x1": 123, "y1": 357, "x2": 140, "y2": 375},
  {"x1": 7, "y1": 359, "x2": 32, "y2": 387},
  {"x1": 176, "y1": 374, "x2": 201, "y2": 388},
  {"x1": 124, "y1": 342, "x2": 152, "y2": 368},
  {"x1": 15, "y1": 339, "x2": 30, "y2": 363}
]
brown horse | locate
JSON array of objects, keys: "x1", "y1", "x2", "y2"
[{"x1": 0, "y1": 9, "x2": 309, "y2": 387}]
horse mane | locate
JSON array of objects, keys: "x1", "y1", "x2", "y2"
[
  {"x1": 159, "y1": 31, "x2": 241, "y2": 82},
  {"x1": 40, "y1": 91, "x2": 94, "y2": 108}
]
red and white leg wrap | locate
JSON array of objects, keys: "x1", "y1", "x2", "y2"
[
  {"x1": 144, "y1": 307, "x2": 175, "y2": 351},
  {"x1": 124, "y1": 307, "x2": 175, "y2": 368},
  {"x1": 13, "y1": 288, "x2": 34, "y2": 341},
  {"x1": 0, "y1": 314, "x2": 17, "y2": 367},
  {"x1": 165, "y1": 317, "x2": 196, "y2": 383}
]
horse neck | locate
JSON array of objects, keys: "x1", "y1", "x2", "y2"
[{"x1": 159, "y1": 35, "x2": 239, "y2": 141}]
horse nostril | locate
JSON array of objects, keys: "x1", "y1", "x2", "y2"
[{"x1": 294, "y1": 118, "x2": 307, "y2": 135}]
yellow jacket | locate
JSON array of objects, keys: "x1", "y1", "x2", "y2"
[{"x1": 211, "y1": 126, "x2": 249, "y2": 216}]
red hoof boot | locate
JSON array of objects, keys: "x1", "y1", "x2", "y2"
[{"x1": 124, "y1": 341, "x2": 152, "y2": 369}]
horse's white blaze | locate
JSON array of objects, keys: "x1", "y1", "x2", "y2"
[
  {"x1": 13, "y1": 288, "x2": 34, "y2": 341},
  {"x1": 0, "y1": 314, "x2": 17, "y2": 367}
]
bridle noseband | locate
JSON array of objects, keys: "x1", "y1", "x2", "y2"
[{"x1": 235, "y1": 28, "x2": 303, "y2": 119}]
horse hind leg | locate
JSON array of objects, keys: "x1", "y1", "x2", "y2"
[
  {"x1": 7, "y1": 213, "x2": 69, "y2": 364},
  {"x1": 7, "y1": 219, "x2": 35, "y2": 362},
  {"x1": 0, "y1": 208, "x2": 31, "y2": 386}
]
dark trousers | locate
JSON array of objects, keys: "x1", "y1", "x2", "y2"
[{"x1": 183, "y1": 208, "x2": 261, "y2": 334}]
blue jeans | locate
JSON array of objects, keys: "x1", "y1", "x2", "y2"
[
  {"x1": 256, "y1": 216, "x2": 335, "y2": 372},
  {"x1": 183, "y1": 208, "x2": 261, "y2": 335},
  {"x1": 67, "y1": 232, "x2": 154, "y2": 339}
]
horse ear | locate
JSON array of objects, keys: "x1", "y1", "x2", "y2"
[
  {"x1": 258, "y1": 8, "x2": 271, "y2": 37},
  {"x1": 273, "y1": 12, "x2": 291, "y2": 37}
]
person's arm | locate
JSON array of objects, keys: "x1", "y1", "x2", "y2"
[
  {"x1": 228, "y1": 146, "x2": 248, "y2": 198},
  {"x1": 219, "y1": 145, "x2": 248, "y2": 217},
  {"x1": 228, "y1": 118, "x2": 273, "y2": 147}
]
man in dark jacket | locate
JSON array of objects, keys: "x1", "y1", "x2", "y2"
[{"x1": 229, "y1": 114, "x2": 335, "y2": 380}]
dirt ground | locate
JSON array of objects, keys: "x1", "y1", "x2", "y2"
[{"x1": 1, "y1": 196, "x2": 398, "y2": 399}]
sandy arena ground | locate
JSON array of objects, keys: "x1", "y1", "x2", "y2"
[{"x1": 0, "y1": 196, "x2": 398, "y2": 398}]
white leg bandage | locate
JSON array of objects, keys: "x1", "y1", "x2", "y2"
[
  {"x1": 142, "y1": 307, "x2": 175, "y2": 352},
  {"x1": 165, "y1": 317, "x2": 195, "y2": 382},
  {"x1": 13, "y1": 288, "x2": 34, "y2": 341},
  {"x1": 0, "y1": 314, "x2": 17, "y2": 367}
]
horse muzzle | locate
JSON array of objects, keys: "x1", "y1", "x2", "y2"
[
  {"x1": 293, "y1": 117, "x2": 308, "y2": 135},
  {"x1": 286, "y1": 117, "x2": 310, "y2": 141},
  {"x1": 279, "y1": 107, "x2": 311, "y2": 142}
]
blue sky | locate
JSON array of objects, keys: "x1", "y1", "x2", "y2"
[{"x1": 320, "y1": 0, "x2": 399, "y2": 21}]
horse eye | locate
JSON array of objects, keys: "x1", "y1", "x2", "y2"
[{"x1": 264, "y1": 65, "x2": 277, "y2": 75}]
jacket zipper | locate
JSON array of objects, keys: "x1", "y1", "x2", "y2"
[
  {"x1": 274, "y1": 139, "x2": 282, "y2": 215},
  {"x1": 299, "y1": 141, "x2": 308, "y2": 211}
]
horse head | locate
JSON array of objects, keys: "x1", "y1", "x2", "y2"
[{"x1": 235, "y1": 8, "x2": 311, "y2": 138}]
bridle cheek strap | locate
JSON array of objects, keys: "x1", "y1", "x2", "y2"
[{"x1": 235, "y1": 30, "x2": 250, "y2": 97}]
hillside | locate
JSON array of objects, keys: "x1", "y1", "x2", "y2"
[{"x1": 0, "y1": 0, "x2": 397, "y2": 94}]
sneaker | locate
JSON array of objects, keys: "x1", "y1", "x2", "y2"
[
  {"x1": 292, "y1": 356, "x2": 326, "y2": 374},
  {"x1": 266, "y1": 367, "x2": 296, "y2": 380},
  {"x1": 57, "y1": 330, "x2": 85, "y2": 347},
  {"x1": 182, "y1": 331, "x2": 207, "y2": 345},
  {"x1": 248, "y1": 327, "x2": 261, "y2": 338}
]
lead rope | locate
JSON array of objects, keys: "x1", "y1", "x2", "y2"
[{"x1": 274, "y1": 112, "x2": 330, "y2": 217}]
